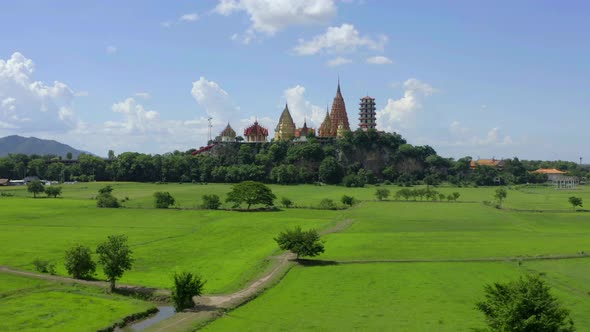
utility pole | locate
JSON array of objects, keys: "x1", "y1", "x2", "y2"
[{"x1": 207, "y1": 117, "x2": 213, "y2": 143}]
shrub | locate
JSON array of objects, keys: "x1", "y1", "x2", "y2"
[
  {"x1": 342, "y1": 173, "x2": 365, "y2": 188},
  {"x1": 375, "y1": 188, "x2": 390, "y2": 201},
  {"x1": 33, "y1": 258, "x2": 56, "y2": 275},
  {"x1": 97, "y1": 193, "x2": 120, "y2": 208},
  {"x1": 172, "y1": 272, "x2": 206, "y2": 312},
  {"x1": 568, "y1": 196, "x2": 583, "y2": 211},
  {"x1": 341, "y1": 195, "x2": 356, "y2": 206},
  {"x1": 64, "y1": 244, "x2": 96, "y2": 279},
  {"x1": 280, "y1": 197, "x2": 293, "y2": 208},
  {"x1": 45, "y1": 186, "x2": 62, "y2": 198},
  {"x1": 201, "y1": 194, "x2": 221, "y2": 210},
  {"x1": 318, "y1": 198, "x2": 337, "y2": 210},
  {"x1": 154, "y1": 191, "x2": 175, "y2": 208},
  {"x1": 98, "y1": 185, "x2": 114, "y2": 195}
]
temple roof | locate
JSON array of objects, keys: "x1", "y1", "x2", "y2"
[
  {"x1": 244, "y1": 121, "x2": 268, "y2": 137},
  {"x1": 276, "y1": 103, "x2": 295, "y2": 130},
  {"x1": 532, "y1": 168, "x2": 567, "y2": 174},
  {"x1": 220, "y1": 123, "x2": 236, "y2": 137},
  {"x1": 329, "y1": 80, "x2": 350, "y2": 134}
]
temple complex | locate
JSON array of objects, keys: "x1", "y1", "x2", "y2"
[
  {"x1": 274, "y1": 104, "x2": 296, "y2": 141},
  {"x1": 359, "y1": 96, "x2": 376, "y2": 131},
  {"x1": 220, "y1": 123, "x2": 236, "y2": 142},
  {"x1": 244, "y1": 121, "x2": 268, "y2": 142},
  {"x1": 294, "y1": 119, "x2": 315, "y2": 139}
]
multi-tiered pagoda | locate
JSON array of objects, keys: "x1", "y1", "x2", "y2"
[
  {"x1": 359, "y1": 96, "x2": 376, "y2": 131},
  {"x1": 319, "y1": 80, "x2": 350, "y2": 138},
  {"x1": 274, "y1": 104, "x2": 296, "y2": 141}
]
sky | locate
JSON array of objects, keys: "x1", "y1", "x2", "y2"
[{"x1": 0, "y1": 0, "x2": 588, "y2": 161}]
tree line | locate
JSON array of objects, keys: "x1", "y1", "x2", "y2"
[{"x1": 1, "y1": 129, "x2": 587, "y2": 186}]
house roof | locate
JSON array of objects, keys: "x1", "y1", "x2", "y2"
[
  {"x1": 532, "y1": 168, "x2": 567, "y2": 174},
  {"x1": 470, "y1": 159, "x2": 504, "y2": 167},
  {"x1": 0, "y1": 179, "x2": 9, "y2": 185},
  {"x1": 244, "y1": 121, "x2": 268, "y2": 137}
]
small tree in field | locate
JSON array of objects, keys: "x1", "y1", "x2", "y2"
[
  {"x1": 64, "y1": 244, "x2": 96, "y2": 279},
  {"x1": 341, "y1": 195, "x2": 356, "y2": 206},
  {"x1": 226, "y1": 181, "x2": 276, "y2": 209},
  {"x1": 494, "y1": 188, "x2": 507, "y2": 208},
  {"x1": 275, "y1": 226, "x2": 325, "y2": 259},
  {"x1": 154, "y1": 191, "x2": 175, "y2": 208},
  {"x1": 45, "y1": 186, "x2": 62, "y2": 198},
  {"x1": 201, "y1": 194, "x2": 221, "y2": 210},
  {"x1": 280, "y1": 197, "x2": 293, "y2": 208},
  {"x1": 568, "y1": 196, "x2": 583, "y2": 211},
  {"x1": 97, "y1": 186, "x2": 120, "y2": 208},
  {"x1": 171, "y1": 272, "x2": 206, "y2": 312},
  {"x1": 375, "y1": 188, "x2": 390, "y2": 201},
  {"x1": 27, "y1": 180, "x2": 45, "y2": 198},
  {"x1": 96, "y1": 235, "x2": 134, "y2": 292},
  {"x1": 476, "y1": 274, "x2": 574, "y2": 332},
  {"x1": 98, "y1": 185, "x2": 114, "y2": 195}
]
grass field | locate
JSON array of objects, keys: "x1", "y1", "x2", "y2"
[
  {"x1": 2, "y1": 182, "x2": 590, "y2": 331},
  {"x1": 0, "y1": 273, "x2": 154, "y2": 332}
]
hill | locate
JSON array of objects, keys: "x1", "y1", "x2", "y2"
[{"x1": 0, "y1": 135, "x2": 89, "y2": 158}]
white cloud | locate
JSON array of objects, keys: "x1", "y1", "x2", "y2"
[
  {"x1": 74, "y1": 91, "x2": 89, "y2": 97},
  {"x1": 448, "y1": 121, "x2": 513, "y2": 146},
  {"x1": 214, "y1": 0, "x2": 336, "y2": 41},
  {"x1": 376, "y1": 78, "x2": 435, "y2": 131},
  {"x1": 134, "y1": 92, "x2": 151, "y2": 99},
  {"x1": 283, "y1": 85, "x2": 324, "y2": 128},
  {"x1": 161, "y1": 21, "x2": 173, "y2": 28},
  {"x1": 0, "y1": 52, "x2": 78, "y2": 133},
  {"x1": 327, "y1": 56, "x2": 352, "y2": 67},
  {"x1": 293, "y1": 23, "x2": 387, "y2": 55},
  {"x1": 180, "y1": 13, "x2": 199, "y2": 22},
  {"x1": 106, "y1": 45, "x2": 117, "y2": 55},
  {"x1": 191, "y1": 77, "x2": 240, "y2": 122},
  {"x1": 366, "y1": 55, "x2": 392, "y2": 65}
]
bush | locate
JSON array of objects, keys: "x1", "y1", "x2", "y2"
[
  {"x1": 341, "y1": 195, "x2": 356, "y2": 206},
  {"x1": 280, "y1": 197, "x2": 293, "y2": 208},
  {"x1": 568, "y1": 196, "x2": 583, "y2": 211},
  {"x1": 33, "y1": 258, "x2": 56, "y2": 275},
  {"x1": 172, "y1": 272, "x2": 206, "y2": 312},
  {"x1": 45, "y1": 186, "x2": 62, "y2": 198},
  {"x1": 318, "y1": 198, "x2": 337, "y2": 210},
  {"x1": 64, "y1": 244, "x2": 96, "y2": 279},
  {"x1": 375, "y1": 188, "x2": 390, "y2": 201},
  {"x1": 201, "y1": 194, "x2": 221, "y2": 210},
  {"x1": 98, "y1": 185, "x2": 114, "y2": 195},
  {"x1": 342, "y1": 173, "x2": 365, "y2": 188},
  {"x1": 97, "y1": 193, "x2": 120, "y2": 208},
  {"x1": 154, "y1": 191, "x2": 175, "y2": 208}
]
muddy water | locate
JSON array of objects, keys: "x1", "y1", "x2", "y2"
[{"x1": 127, "y1": 306, "x2": 176, "y2": 331}]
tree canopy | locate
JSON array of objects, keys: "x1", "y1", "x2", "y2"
[
  {"x1": 226, "y1": 181, "x2": 276, "y2": 209},
  {"x1": 275, "y1": 226, "x2": 325, "y2": 259},
  {"x1": 96, "y1": 235, "x2": 134, "y2": 291}
]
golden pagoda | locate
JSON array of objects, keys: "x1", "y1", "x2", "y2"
[
  {"x1": 274, "y1": 103, "x2": 296, "y2": 141},
  {"x1": 318, "y1": 107, "x2": 333, "y2": 137}
]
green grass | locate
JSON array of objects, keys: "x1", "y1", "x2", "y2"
[
  {"x1": 203, "y1": 260, "x2": 590, "y2": 331},
  {"x1": 321, "y1": 201, "x2": 590, "y2": 260},
  {"x1": 0, "y1": 196, "x2": 339, "y2": 292},
  {"x1": 0, "y1": 273, "x2": 154, "y2": 332}
]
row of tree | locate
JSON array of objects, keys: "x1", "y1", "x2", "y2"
[{"x1": 2, "y1": 130, "x2": 587, "y2": 186}]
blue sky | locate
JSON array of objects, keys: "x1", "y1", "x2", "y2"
[{"x1": 0, "y1": 0, "x2": 588, "y2": 161}]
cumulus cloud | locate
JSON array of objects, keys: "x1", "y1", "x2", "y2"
[
  {"x1": 327, "y1": 56, "x2": 352, "y2": 67},
  {"x1": 448, "y1": 121, "x2": 513, "y2": 146},
  {"x1": 366, "y1": 55, "x2": 392, "y2": 65},
  {"x1": 191, "y1": 77, "x2": 240, "y2": 122},
  {"x1": 106, "y1": 45, "x2": 117, "y2": 55},
  {"x1": 0, "y1": 52, "x2": 78, "y2": 133},
  {"x1": 293, "y1": 23, "x2": 387, "y2": 55},
  {"x1": 283, "y1": 85, "x2": 324, "y2": 128},
  {"x1": 376, "y1": 78, "x2": 435, "y2": 131},
  {"x1": 215, "y1": 0, "x2": 336, "y2": 42}
]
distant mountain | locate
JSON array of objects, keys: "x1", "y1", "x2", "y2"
[{"x1": 0, "y1": 135, "x2": 90, "y2": 158}]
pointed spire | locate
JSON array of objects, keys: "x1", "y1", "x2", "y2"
[{"x1": 337, "y1": 76, "x2": 341, "y2": 94}]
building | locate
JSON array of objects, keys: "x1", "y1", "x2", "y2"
[
  {"x1": 274, "y1": 104, "x2": 296, "y2": 141},
  {"x1": 318, "y1": 107, "x2": 333, "y2": 137},
  {"x1": 318, "y1": 80, "x2": 350, "y2": 138},
  {"x1": 244, "y1": 121, "x2": 269, "y2": 142},
  {"x1": 532, "y1": 168, "x2": 568, "y2": 182},
  {"x1": 359, "y1": 96, "x2": 376, "y2": 131},
  {"x1": 220, "y1": 123, "x2": 236, "y2": 142},
  {"x1": 0, "y1": 179, "x2": 9, "y2": 186},
  {"x1": 294, "y1": 119, "x2": 315, "y2": 139},
  {"x1": 470, "y1": 159, "x2": 505, "y2": 171}
]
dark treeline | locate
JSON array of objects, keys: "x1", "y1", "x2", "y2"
[{"x1": 0, "y1": 129, "x2": 587, "y2": 186}]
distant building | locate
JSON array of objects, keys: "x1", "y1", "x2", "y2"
[
  {"x1": 319, "y1": 80, "x2": 350, "y2": 137},
  {"x1": 274, "y1": 104, "x2": 296, "y2": 141},
  {"x1": 220, "y1": 123, "x2": 237, "y2": 142},
  {"x1": 470, "y1": 159, "x2": 505, "y2": 171},
  {"x1": 318, "y1": 107, "x2": 333, "y2": 137},
  {"x1": 0, "y1": 179, "x2": 9, "y2": 186},
  {"x1": 532, "y1": 168, "x2": 568, "y2": 182},
  {"x1": 294, "y1": 119, "x2": 315, "y2": 140},
  {"x1": 359, "y1": 96, "x2": 377, "y2": 131},
  {"x1": 244, "y1": 121, "x2": 269, "y2": 143}
]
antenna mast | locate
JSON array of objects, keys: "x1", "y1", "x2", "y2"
[{"x1": 207, "y1": 117, "x2": 213, "y2": 143}]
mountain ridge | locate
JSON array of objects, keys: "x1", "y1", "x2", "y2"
[{"x1": 0, "y1": 135, "x2": 90, "y2": 158}]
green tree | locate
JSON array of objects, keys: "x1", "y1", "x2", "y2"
[
  {"x1": 274, "y1": 226, "x2": 325, "y2": 259},
  {"x1": 341, "y1": 195, "x2": 356, "y2": 206},
  {"x1": 27, "y1": 180, "x2": 45, "y2": 198},
  {"x1": 568, "y1": 196, "x2": 583, "y2": 211},
  {"x1": 201, "y1": 194, "x2": 221, "y2": 210},
  {"x1": 171, "y1": 272, "x2": 206, "y2": 312},
  {"x1": 375, "y1": 188, "x2": 390, "y2": 201},
  {"x1": 494, "y1": 188, "x2": 507, "y2": 208},
  {"x1": 280, "y1": 197, "x2": 293, "y2": 208},
  {"x1": 64, "y1": 244, "x2": 96, "y2": 279},
  {"x1": 44, "y1": 186, "x2": 62, "y2": 198},
  {"x1": 98, "y1": 185, "x2": 114, "y2": 195},
  {"x1": 154, "y1": 191, "x2": 175, "y2": 208},
  {"x1": 476, "y1": 274, "x2": 575, "y2": 332},
  {"x1": 225, "y1": 181, "x2": 276, "y2": 209},
  {"x1": 66, "y1": 152, "x2": 73, "y2": 160},
  {"x1": 96, "y1": 235, "x2": 134, "y2": 292},
  {"x1": 319, "y1": 156, "x2": 344, "y2": 184}
]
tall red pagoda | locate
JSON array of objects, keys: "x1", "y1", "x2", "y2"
[{"x1": 328, "y1": 79, "x2": 350, "y2": 136}]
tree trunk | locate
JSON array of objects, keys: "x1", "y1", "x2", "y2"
[{"x1": 109, "y1": 279, "x2": 116, "y2": 292}]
